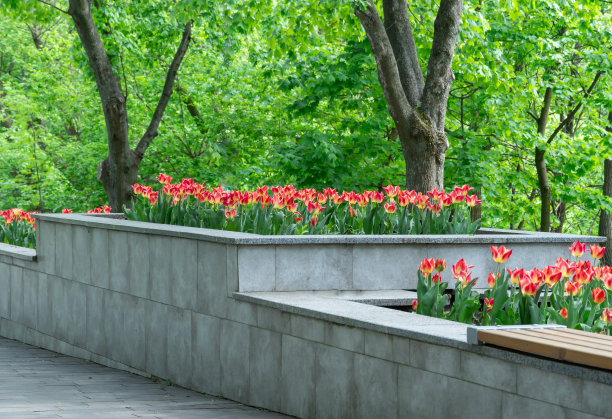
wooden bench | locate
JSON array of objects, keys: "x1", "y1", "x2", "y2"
[{"x1": 467, "y1": 325, "x2": 612, "y2": 371}]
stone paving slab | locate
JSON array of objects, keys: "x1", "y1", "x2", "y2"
[{"x1": 0, "y1": 337, "x2": 288, "y2": 418}]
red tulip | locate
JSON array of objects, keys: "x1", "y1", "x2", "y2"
[
  {"x1": 370, "y1": 191, "x2": 384, "y2": 204},
  {"x1": 569, "y1": 241, "x2": 586, "y2": 258},
  {"x1": 452, "y1": 259, "x2": 474, "y2": 279},
  {"x1": 602, "y1": 308, "x2": 612, "y2": 323},
  {"x1": 529, "y1": 268, "x2": 544, "y2": 284},
  {"x1": 62, "y1": 209, "x2": 72, "y2": 214},
  {"x1": 592, "y1": 288, "x2": 605, "y2": 305},
  {"x1": 453, "y1": 259, "x2": 475, "y2": 286},
  {"x1": 519, "y1": 277, "x2": 538, "y2": 297},
  {"x1": 560, "y1": 308, "x2": 568, "y2": 320},
  {"x1": 572, "y1": 268, "x2": 593, "y2": 285},
  {"x1": 415, "y1": 193, "x2": 429, "y2": 210},
  {"x1": 484, "y1": 297, "x2": 494, "y2": 312},
  {"x1": 411, "y1": 300, "x2": 418, "y2": 311},
  {"x1": 453, "y1": 184, "x2": 473, "y2": 196},
  {"x1": 603, "y1": 273, "x2": 612, "y2": 291},
  {"x1": 435, "y1": 259, "x2": 447, "y2": 272},
  {"x1": 465, "y1": 194, "x2": 482, "y2": 207},
  {"x1": 155, "y1": 173, "x2": 172, "y2": 184},
  {"x1": 383, "y1": 199, "x2": 397, "y2": 214},
  {"x1": 432, "y1": 273, "x2": 442, "y2": 284},
  {"x1": 331, "y1": 193, "x2": 344, "y2": 205},
  {"x1": 491, "y1": 245, "x2": 512, "y2": 264},
  {"x1": 427, "y1": 203, "x2": 441, "y2": 214},
  {"x1": 148, "y1": 192, "x2": 158, "y2": 206},
  {"x1": 507, "y1": 267, "x2": 525, "y2": 285},
  {"x1": 397, "y1": 190, "x2": 414, "y2": 207},
  {"x1": 564, "y1": 280, "x2": 581, "y2": 297},
  {"x1": 555, "y1": 258, "x2": 575, "y2": 278},
  {"x1": 450, "y1": 190, "x2": 465, "y2": 204},
  {"x1": 487, "y1": 273, "x2": 499, "y2": 288},
  {"x1": 439, "y1": 193, "x2": 453, "y2": 207},
  {"x1": 419, "y1": 258, "x2": 435, "y2": 275},
  {"x1": 382, "y1": 185, "x2": 400, "y2": 198},
  {"x1": 541, "y1": 265, "x2": 562, "y2": 287},
  {"x1": 427, "y1": 188, "x2": 443, "y2": 201},
  {"x1": 224, "y1": 208, "x2": 237, "y2": 219},
  {"x1": 589, "y1": 244, "x2": 605, "y2": 260}
]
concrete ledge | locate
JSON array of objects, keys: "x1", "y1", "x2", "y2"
[
  {"x1": 0, "y1": 243, "x2": 36, "y2": 261},
  {"x1": 234, "y1": 291, "x2": 612, "y2": 386}
]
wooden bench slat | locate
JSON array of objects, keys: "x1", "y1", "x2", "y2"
[
  {"x1": 503, "y1": 330, "x2": 612, "y2": 354},
  {"x1": 477, "y1": 329, "x2": 612, "y2": 370},
  {"x1": 551, "y1": 327, "x2": 612, "y2": 342},
  {"x1": 513, "y1": 329, "x2": 612, "y2": 352},
  {"x1": 537, "y1": 329, "x2": 612, "y2": 346}
]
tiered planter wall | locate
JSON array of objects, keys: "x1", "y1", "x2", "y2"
[{"x1": 0, "y1": 213, "x2": 609, "y2": 418}]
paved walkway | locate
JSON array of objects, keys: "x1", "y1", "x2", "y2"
[{"x1": 0, "y1": 337, "x2": 288, "y2": 418}]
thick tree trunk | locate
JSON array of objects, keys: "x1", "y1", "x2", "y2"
[
  {"x1": 67, "y1": 0, "x2": 191, "y2": 210},
  {"x1": 400, "y1": 111, "x2": 448, "y2": 191},
  {"x1": 600, "y1": 159, "x2": 612, "y2": 267},
  {"x1": 355, "y1": 0, "x2": 462, "y2": 192},
  {"x1": 68, "y1": 0, "x2": 135, "y2": 210},
  {"x1": 535, "y1": 87, "x2": 553, "y2": 232}
]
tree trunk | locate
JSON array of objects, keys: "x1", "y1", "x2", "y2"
[
  {"x1": 600, "y1": 159, "x2": 612, "y2": 267},
  {"x1": 535, "y1": 87, "x2": 553, "y2": 232},
  {"x1": 68, "y1": 0, "x2": 135, "y2": 210},
  {"x1": 400, "y1": 111, "x2": 448, "y2": 191},
  {"x1": 67, "y1": 0, "x2": 191, "y2": 210},
  {"x1": 551, "y1": 200, "x2": 566, "y2": 233},
  {"x1": 355, "y1": 0, "x2": 462, "y2": 192}
]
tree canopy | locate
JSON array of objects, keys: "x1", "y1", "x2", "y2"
[{"x1": 0, "y1": 0, "x2": 610, "y2": 233}]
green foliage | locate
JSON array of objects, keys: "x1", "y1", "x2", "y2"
[
  {"x1": 0, "y1": 0, "x2": 610, "y2": 236},
  {"x1": 0, "y1": 219, "x2": 36, "y2": 248}
]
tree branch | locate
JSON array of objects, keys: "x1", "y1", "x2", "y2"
[
  {"x1": 526, "y1": 110, "x2": 539, "y2": 121},
  {"x1": 354, "y1": 0, "x2": 411, "y2": 128},
  {"x1": 36, "y1": 0, "x2": 70, "y2": 15},
  {"x1": 382, "y1": 0, "x2": 424, "y2": 107},
  {"x1": 134, "y1": 21, "x2": 192, "y2": 160},
  {"x1": 547, "y1": 70, "x2": 603, "y2": 144},
  {"x1": 420, "y1": 0, "x2": 463, "y2": 131}
]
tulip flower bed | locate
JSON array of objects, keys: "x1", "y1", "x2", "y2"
[
  {"x1": 124, "y1": 174, "x2": 482, "y2": 235},
  {"x1": 0, "y1": 206, "x2": 111, "y2": 248},
  {"x1": 413, "y1": 242, "x2": 612, "y2": 335}
]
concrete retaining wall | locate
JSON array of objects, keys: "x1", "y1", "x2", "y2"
[{"x1": 0, "y1": 214, "x2": 609, "y2": 418}]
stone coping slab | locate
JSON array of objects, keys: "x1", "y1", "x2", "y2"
[
  {"x1": 0, "y1": 243, "x2": 36, "y2": 261},
  {"x1": 33, "y1": 213, "x2": 606, "y2": 246},
  {"x1": 234, "y1": 290, "x2": 612, "y2": 385},
  {"x1": 333, "y1": 289, "x2": 417, "y2": 306}
]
